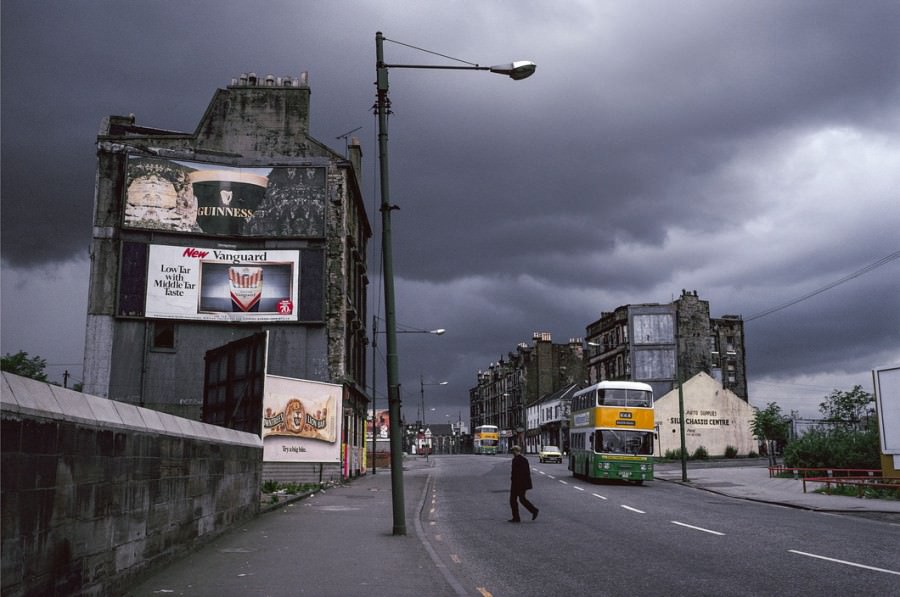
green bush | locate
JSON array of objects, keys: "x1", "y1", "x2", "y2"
[
  {"x1": 261, "y1": 479, "x2": 280, "y2": 493},
  {"x1": 747, "y1": 450, "x2": 758, "y2": 458},
  {"x1": 783, "y1": 428, "x2": 880, "y2": 469},
  {"x1": 724, "y1": 445, "x2": 738, "y2": 459},
  {"x1": 664, "y1": 448, "x2": 685, "y2": 460},
  {"x1": 692, "y1": 446, "x2": 709, "y2": 460}
]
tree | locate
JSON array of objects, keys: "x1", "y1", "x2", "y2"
[
  {"x1": 751, "y1": 402, "x2": 790, "y2": 466},
  {"x1": 819, "y1": 385, "x2": 875, "y2": 429},
  {"x1": 1, "y1": 351, "x2": 49, "y2": 382}
]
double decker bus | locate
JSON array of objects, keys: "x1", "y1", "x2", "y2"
[
  {"x1": 568, "y1": 381, "x2": 655, "y2": 483},
  {"x1": 473, "y1": 425, "x2": 500, "y2": 455}
]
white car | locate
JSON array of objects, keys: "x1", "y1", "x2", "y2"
[{"x1": 539, "y1": 445, "x2": 562, "y2": 463}]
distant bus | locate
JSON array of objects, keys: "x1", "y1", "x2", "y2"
[
  {"x1": 568, "y1": 381, "x2": 655, "y2": 483},
  {"x1": 474, "y1": 425, "x2": 500, "y2": 455}
]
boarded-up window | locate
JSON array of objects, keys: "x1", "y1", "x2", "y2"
[
  {"x1": 632, "y1": 314, "x2": 674, "y2": 345},
  {"x1": 634, "y1": 348, "x2": 675, "y2": 379}
]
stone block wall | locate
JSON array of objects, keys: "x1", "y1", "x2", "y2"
[{"x1": 1, "y1": 373, "x2": 262, "y2": 597}]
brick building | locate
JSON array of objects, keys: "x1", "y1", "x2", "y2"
[
  {"x1": 584, "y1": 290, "x2": 747, "y2": 401},
  {"x1": 82, "y1": 73, "x2": 371, "y2": 480},
  {"x1": 470, "y1": 332, "x2": 586, "y2": 451}
]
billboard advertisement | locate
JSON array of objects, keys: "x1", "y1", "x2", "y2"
[
  {"x1": 145, "y1": 244, "x2": 299, "y2": 322},
  {"x1": 369, "y1": 409, "x2": 392, "y2": 441},
  {"x1": 123, "y1": 156, "x2": 326, "y2": 238},
  {"x1": 873, "y1": 366, "x2": 900, "y2": 456},
  {"x1": 262, "y1": 375, "x2": 342, "y2": 463}
]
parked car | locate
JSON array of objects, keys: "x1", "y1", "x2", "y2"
[{"x1": 539, "y1": 445, "x2": 562, "y2": 463}]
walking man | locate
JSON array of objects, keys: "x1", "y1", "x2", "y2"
[{"x1": 508, "y1": 445, "x2": 539, "y2": 522}]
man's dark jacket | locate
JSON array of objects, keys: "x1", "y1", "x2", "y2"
[{"x1": 511, "y1": 454, "x2": 533, "y2": 492}]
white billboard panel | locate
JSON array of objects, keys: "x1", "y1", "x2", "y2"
[
  {"x1": 873, "y1": 366, "x2": 900, "y2": 454},
  {"x1": 262, "y1": 375, "x2": 342, "y2": 463},
  {"x1": 145, "y1": 245, "x2": 299, "y2": 322}
]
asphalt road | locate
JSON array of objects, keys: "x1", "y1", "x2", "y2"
[{"x1": 422, "y1": 455, "x2": 900, "y2": 597}]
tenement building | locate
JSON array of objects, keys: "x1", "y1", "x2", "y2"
[
  {"x1": 82, "y1": 73, "x2": 371, "y2": 481},
  {"x1": 584, "y1": 290, "x2": 747, "y2": 401},
  {"x1": 470, "y1": 332, "x2": 586, "y2": 452}
]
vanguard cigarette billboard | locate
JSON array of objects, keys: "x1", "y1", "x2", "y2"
[
  {"x1": 146, "y1": 244, "x2": 299, "y2": 322},
  {"x1": 123, "y1": 156, "x2": 326, "y2": 238},
  {"x1": 262, "y1": 375, "x2": 342, "y2": 463}
]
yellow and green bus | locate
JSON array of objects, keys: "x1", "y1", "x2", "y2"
[
  {"x1": 473, "y1": 424, "x2": 500, "y2": 455},
  {"x1": 568, "y1": 381, "x2": 655, "y2": 483}
]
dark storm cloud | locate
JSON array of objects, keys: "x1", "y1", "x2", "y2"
[{"x1": 2, "y1": 0, "x2": 899, "y2": 418}]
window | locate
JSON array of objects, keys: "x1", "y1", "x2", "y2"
[
  {"x1": 595, "y1": 430, "x2": 653, "y2": 455},
  {"x1": 150, "y1": 321, "x2": 176, "y2": 351},
  {"x1": 599, "y1": 389, "x2": 652, "y2": 408}
]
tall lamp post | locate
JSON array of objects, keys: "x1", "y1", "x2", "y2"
[
  {"x1": 376, "y1": 31, "x2": 535, "y2": 535},
  {"x1": 419, "y1": 376, "x2": 448, "y2": 459}
]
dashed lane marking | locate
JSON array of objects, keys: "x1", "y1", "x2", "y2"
[
  {"x1": 620, "y1": 505, "x2": 645, "y2": 514},
  {"x1": 788, "y1": 550, "x2": 900, "y2": 576},
  {"x1": 671, "y1": 521, "x2": 725, "y2": 535},
  {"x1": 591, "y1": 493, "x2": 608, "y2": 500}
]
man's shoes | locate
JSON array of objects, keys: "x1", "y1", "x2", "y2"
[
  {"x1": 532, "y1": 509, "x2": 539, "y2": 520},
  {"x1": 507, "y1": 518, "x2": 521, "y2": 523}
]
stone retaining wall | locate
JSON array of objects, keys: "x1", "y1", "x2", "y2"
[{"x1": 1, "y1": 372, "x2": 262, "y2": 597}]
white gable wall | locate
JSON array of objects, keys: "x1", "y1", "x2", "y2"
[{"x1": 654, "y1": 372, "x2": 757, "y2": 457}]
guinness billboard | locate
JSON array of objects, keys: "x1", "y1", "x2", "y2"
[{"x1": 124, "y1": 156, "x2": 326, "y2": 238}]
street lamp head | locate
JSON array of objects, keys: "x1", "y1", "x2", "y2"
[{"x1": 489, "y1": 61, "x2": 537, "y2": 80}]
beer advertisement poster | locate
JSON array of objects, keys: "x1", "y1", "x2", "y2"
[
  {"x1": 262, "y1": 375, "x2": 342, "y2": 463},
  {"x1": 145, "y1": 244, "x2": 299, "y2": 322},
  {"x1": 123, "y1": 156, "x2": 326, "y2": 238}
]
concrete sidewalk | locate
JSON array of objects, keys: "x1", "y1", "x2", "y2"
[
  {"x1": 126, "y1": 456, "x2": 454, "y2": 597},
  {"x1": 654, "y1": 460, "x2": 900, "y2": 515},
  {"x1": 126, "y1": 457, "x2": 898, "y2": 596}
]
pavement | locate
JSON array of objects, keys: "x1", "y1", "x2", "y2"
[
  {"x1": 653, "y1": 458, "x2": 900, "y2": 517},
  {"x1": 125, "y1": 456, "x2": 900, "y2": 597}
]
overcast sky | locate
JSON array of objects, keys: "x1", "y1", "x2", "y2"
[{"x1": 2, "y1": 0, "x2": 899, "y2": 423}]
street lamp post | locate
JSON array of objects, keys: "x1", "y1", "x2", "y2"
[
  {"x1": 419, "y1": 376, "x2": 448, "y2": 459},
  {"x1": 371, "y1": 322, "x2": 444, "y2": 474},
  {"x1": 375, "y1": 31, "x2": 535, "y2": 535}
]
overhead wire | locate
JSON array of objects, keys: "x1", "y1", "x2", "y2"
[{"x1": 745, "y1": 250, "x2": 900, "y2": 322}]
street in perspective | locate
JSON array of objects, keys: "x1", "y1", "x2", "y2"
[
  {"x1": 4, "y1": 5, "x2": 900, "y2": 597},
  {"x1": 127, "y1": 454, "x2": 900, "y2": 597}
]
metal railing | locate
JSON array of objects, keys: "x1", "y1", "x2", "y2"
[
  {"x1": 801, "y1": 476, "x2": 900, "y2": 497},
  {"x1": 768, "y1": 465, "x2": 881, "y2": 479}
]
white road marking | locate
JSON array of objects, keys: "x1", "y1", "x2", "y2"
[
  {"x1": 591, "y1": 493, "x2": 608, "y2": 500},
  {"x1": 620, "y1": 505, "x2": 645, "y2": 514},
  {"x1": 574, "y1": 486, "x2": 585, "y2": 491},
  {"x1": 788, "y1": 550, "x2": 900, "y2": 576},
  {"x1": 559, "y1": 480, "x2": 568, "y2": 485},
  {"x1": 671, "y1": 521, "x2": 725, "y2": 535}
]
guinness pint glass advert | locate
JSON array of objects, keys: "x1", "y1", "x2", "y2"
[{"x1": 189, "y1": 170, "x2": 269, "y2": 235}]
